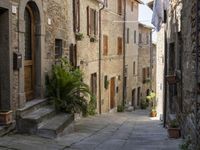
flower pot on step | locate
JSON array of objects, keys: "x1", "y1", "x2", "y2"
[
  {"x1": 168, "y1": 128, "x2": 181, "y2": 138},
  {"x1": 0, "y1": 110, "x2": 13, "y2": 125},
  {"x1": 150, "y1": 111, "x2": 157, "y2": 117}
]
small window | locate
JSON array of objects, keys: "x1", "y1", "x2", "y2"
[
  {"x1": 117, "y1": 0, "x2": 122, "y2": 15},
  {"x1": 117, "y1": 37, "x2": 123, "y2": 55},
  {"x1": 69, "y1": 43, "x2": 77, "y2": 67},
  {"x1": 73, "y1": 0, "x2": 80, "y2": 32},
  {"x1": 131, "y1": 2, "x2": 134, "y2": 12},
  {"x1": 134, "y1": 30, "x2": 136, "y2": 44},
  {"x1": 139, "y1": 33, "x2": 142, "y2": 44},
  {"x1": 87, "y1": 7, "x2": 98, "y2": 36},
  {"x1": 55, "y1": 39, "x2": 62, "y2": 59},
  {"x1": 146, "y1": 33, "x2": 149, "y2": 44},
  {"x1": 127, "y1": 28, "x2": 129, "y2": 44},
  {"x1": 103, "y1": 35, "x2": 108, "y2": 55},
  {"x1": 133, "y1": 62, "x2": 135, "y2": 75}
]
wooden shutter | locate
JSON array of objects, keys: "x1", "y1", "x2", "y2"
[
  {"x1": 87, "y1": 6, "x2": 90, "y2": 36},
  {"x1": 94, "y1": 10, "x2": 98, "y2": 35},
  {"x1": 117, "y1": 37, "x2": 122, "y2": 55},
  {"x1": 69, "y1": 44, "x2": 74, "y2": 65},
  {"x1": 127, "y1": 28, "x2": 129, "y2": 43},
  {"x1": 90, "y1": 9, "x2": 95, "y2": 35},
  {"x1": 73, "y1": 44, "x2": 77, "y2": 67},
  {"x1": 73, "y1": 0, "x2": 80, "y2": 32},
  {"x1": 118, "y1": 0, "x2": 122, "y2": 15},
  {"x1": 142, "y1": 68, "x2": 146, "y2": 83},
  {"x1": 103, "y1": 35, "x2": 108, "y2": 55}
]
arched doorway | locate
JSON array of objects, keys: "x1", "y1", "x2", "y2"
[{"x1": 24, "y1": 2, "x2": 40, "y2": 101}]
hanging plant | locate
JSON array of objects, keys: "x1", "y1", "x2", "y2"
[{"x1": 75, "y1": 32, "x2": 84, "y2": 41}]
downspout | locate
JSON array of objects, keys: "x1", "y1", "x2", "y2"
[
  {"x1": 98, "y1": 3, "x2": 105, "y2": 114},
  {"x1": 163, "y1": 29, "x2": 167, "y2": 127},
  {"x1": 122, "y1": 0, "x2": 127, "y2": 107}
]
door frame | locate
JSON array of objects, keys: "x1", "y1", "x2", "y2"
[
  {"x1": 132, "y1": 89, "x2": 136, "y2": 107},
  {"x1": 110, "y1": 77, "x2": 115, "y2": 109}
]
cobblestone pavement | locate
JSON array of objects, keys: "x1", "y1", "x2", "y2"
[{"x1": 0, "y1": 110, "x2": 181, "y2": 150}]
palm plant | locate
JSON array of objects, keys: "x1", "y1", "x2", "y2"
[{"x1": 46, "y1": 58, "x2": 95, "y2": 116}]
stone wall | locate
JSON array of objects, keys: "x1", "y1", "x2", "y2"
[
  {"x1": 166, "y1": 0, "x2": 200, "y2": 148},
  {"x1": 125, "y1": 0, "x2": 139, "y2": 107},
  {"x1": 138, "y1": 24, "x2": 151, "y2": 104}
]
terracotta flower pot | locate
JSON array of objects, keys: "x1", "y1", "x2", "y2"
[
  {"x1": 150, "y1": 111, "x2": 157, "y2": 117},
  {"x1": 168, "y1": 128, "x2": 181, "y2": 138},
  {"x1": 0, "y1": 110, "x2": 13, "y2": 125}
]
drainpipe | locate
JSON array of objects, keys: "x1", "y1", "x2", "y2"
[
  {"x1": 122, "y1": 0, "x2": 127, "y2": 107},
  {"x1": 98, "y1": 3, "x2": 105, "y2": 114}
]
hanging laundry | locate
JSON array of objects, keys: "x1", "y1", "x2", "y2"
[{"x1": 151, "y1": 0, "x2": 169, "y2": 31}]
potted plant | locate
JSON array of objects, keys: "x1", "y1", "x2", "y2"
[
  {"x1": 90, "y1": 36, "x2": 98, "y2": 42},
  {"x1": 75, "y1": 32, "x2": 84, "y2": 41},
  {"x1": 168, "y1": 119, "x2": 181, "y2": 138},
  {"x1": 0, "y1": 110, "x2": 13, "y2": 125},
  {"x1": 150, "y1": 106, "x2": 157, "y2": 117},
  {"x1": 141, "y1": 98, "x2": 148, "y2": 109}
]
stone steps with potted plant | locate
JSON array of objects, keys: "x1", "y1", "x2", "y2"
[{"x1": 16, "y1": 99, "x2": 74, "y2": 138}]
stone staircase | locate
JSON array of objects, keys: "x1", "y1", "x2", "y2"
[{"x1": 16, "y1": 99, "x2": 74, "y2": 138}]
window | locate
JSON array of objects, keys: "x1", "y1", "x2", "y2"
[
  {"x1": 127, "y1": 28, "x2": 129, "y2": 44},
  {"x1": 69, "y1": 43, "x2": 77, "y2": 67},
  {"x1": 73, "y1": 0, "x2": 80, "y2": 32},
  {"x1": 91, "y1": 73, "x2": 97, "y2": 97},
  {"x1": 117, "y1": 0, "x2": 122, "y2": 15},
  {"x1": 104, "y1": 0, "x2": 108, "y2": 7},
  {"x1": 134, "y1": 30, "x2": 136, "y2": 44},
  {"x1": 133, "y1": 62, "x2": 136, "y2": 75},
  {"x1": 87, "y1": 7, "x2": 98, "y2": 36},
  {"x1": 146, "y1": 33, "x2": 149, "y2": 44},
  {"x1": 139, "y1": 33, "x2": 142, "y2": 43},
  {"x1": 131, "y1": 2, "x2": 134, "y2": 12},
  {"x1": 55, "y1": 39, "x2": 62, "y2": 59},
  {"x1": 103, "y1": 35, "x2": 108, "y2": 55},
  {"x1": 147, "y1": 67, "x2": 150, "y2": 78},
  {"x1": 142, "y1": 68, "x2": 146, "y2": 83},
  {"x1": 117, "y1": 37, "x2": 123, "y2": 55}
]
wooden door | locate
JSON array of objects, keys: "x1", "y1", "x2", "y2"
[
  {"x1": 132, "y1": 89, "x2": 135, "y2": 106},
  {"x1": 137, "y1": 87, "x2": 140, "y2": 106},
  {"x1": 24, "y1": 6, "x2": 35, "y2": 101},
  {"x1": 110, "y1": 77, "x2": 115, "y2": 109}
]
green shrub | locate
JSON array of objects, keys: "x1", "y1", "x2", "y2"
[
  {"x1": 141, "y1": 99, "x2": 148, "y2": 109},
  {"x1": 169, "y1": 119, "x2": 179, "y2": 128},
  {"x1": 117, "y1": 105, "x2": 124, "y2": 112},
  {"x1": 46, "y1": 58, "x2": 95, "y2": 116}
]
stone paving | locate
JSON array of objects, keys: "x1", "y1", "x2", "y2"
[{"x1": 0, "y1": 110, "x2": 182, "y2": 150}]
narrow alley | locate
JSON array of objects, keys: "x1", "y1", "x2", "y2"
[{"x1": 0, "y1": 110, "x2": 181, "y2": 150}]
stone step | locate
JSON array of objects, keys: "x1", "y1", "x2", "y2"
[
  {"x1": 17, "y1": 106, "x2": 56, "y2": 134},
  {"x1": 16, "y1": 99, "x2": 48, "y2": 118},
  {"x1": 37, "y1": 113, "x2": 74, "y2": 139}
]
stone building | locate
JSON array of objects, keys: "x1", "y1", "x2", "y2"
[
  {"x1": 147, "y1": 0, "x2": 165, "y2": 120},
  {"x1": 151, "y1": 43, "x2": 157, "y2": 93},
  {"x1": 100, "y1": 0, "x2": 124, "y2": 112},
  {"x1": 165, "y1": 0, "x2": 200, "y2": 148},
  {"x1": 137, "y1": 23, "x2": 152, "y2": 105},
  {"x1": 124, "y1": 0, "x2": 141, "y2": 108}
]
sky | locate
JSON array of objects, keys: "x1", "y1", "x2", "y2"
[{"x1": 139, "y1": 0, "x2": 157, "y2": 42}]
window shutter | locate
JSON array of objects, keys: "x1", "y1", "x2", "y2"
[
  {"x1": 69, "y1": 44, "x2": 74, "y2": 65},
  {"x1": 118, "y1": 37, "x2": 122, "y2": 55},
  {"x1": 73, "y1": 0, "x2": 80, "y2": 32},
  {"x1": 74, "y1": 44, "x2": 77, "y2": 67},
  {"x1": 103, "y1": 35, "x2": 108, "y2": 55},
  {"x1": 94, "y1": 10, "x2": 98, "y2": 35},
  {"x1": 87, "y1": 6, "x2": 90, "y2": 36},
  {"x1": 77, "y1": 0, "x2": 80, "y2": 32},
  {"x1": 118, "y1": 0, "x2": 122, "y2": 15}
]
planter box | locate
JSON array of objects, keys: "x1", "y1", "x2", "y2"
[
  {"x1": 150, "y1": 111, "x2": 157, "y2": 117},
  {"x1": 168, "y1": 128, "x2": 181, "y2": 138},
  {"x1": 0, "y1": 110, "x2": 13, "y2": 125},
  {"x1": 166, "y1": 75, "x2": 177, "y2": 84}
]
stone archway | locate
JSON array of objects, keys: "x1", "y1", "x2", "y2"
[{"x1": 18, "y1": 0, "x2": 45, "y2": 105}]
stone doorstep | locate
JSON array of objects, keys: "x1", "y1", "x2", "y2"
[
  {"x1": 0, "y1": 122, "x2": 15, "y2": 136},
  {"x1": 37, "y1": 113, "x2": 74, "y2": 139},
  {"x1": 16, "y1": 98, "x2": 48, "y2": 118}
]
